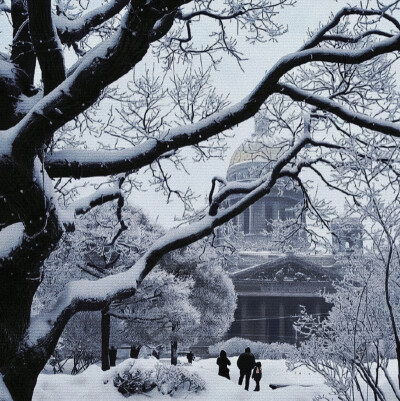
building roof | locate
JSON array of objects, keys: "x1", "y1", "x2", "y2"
[
  {"x1": 230, "y1": 254, "x2": 343, "y2": 282},
  {"x1": 229, "y1": 140, "x2": 283, "y2": 167}
]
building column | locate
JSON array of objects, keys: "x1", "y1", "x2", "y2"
[
  {"x1": 240, "y1": 297, "x2": 248, "y2": 338},
  {"x1": 279, "y1": 301, "x2": 285, "y2": 340},
  {"x1": 243, "y1": 208, "x2": 250, "y2": 234},
  {"x1": 315, "y1": 300, "x2": 321, "y2": 317},
  {"x1": 271, "y1": 201, "x2": 279, "y2": 221},
  {"x1": 249, "y1": 204, "x2": 254, "y2": 234},
  {"x1": 265, "y1": 298, "x2": 270, "y2": 343},
  {"x1": 280, "y1": 205, "x2": 286, "y2": 220},
  {"x1": 259, "y1": 298, "x2": 266, "y2": 342}
]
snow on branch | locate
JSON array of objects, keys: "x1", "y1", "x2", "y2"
[
  {"x1": 44, "y1": 31, "x2": 400, "y2": 179},
  {"x1": 72, "y1": 186, "x2": 122, "y2": 216},
  {"x1": 0, "y1": 2, "x2": 10, "y2": 13},
  {"x1": 0, "y1": 223, "x2": 24, "y2": 259},
  {"x1": 55, "y1": 0, "x2": 129, "y2": 45},
  {"x1": 179, "y1": 7, "x2": 262, "y2": 21},
  {"x1": 10, "y1": 0, "x2": 176, "y2": 161},
  {"x1": 321, "y1": 30, "x2": 393, "y2": 44},
  {"x1": 277, "y1": 83, "x2": 400, "y2": 138},
  {"x1": 208, "y1": 176, "x2": 227, "y2": 206},
  {"x1": 57, "y1": 184, "x2": 122, "y2": 232},
  {"x1": 301, "y1": 6, "x2": 400, "y2": 51},
  {"x1": 27, "y1": 133, "x2": 312, "y2": 350}
]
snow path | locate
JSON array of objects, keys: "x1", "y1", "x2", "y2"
[
  {"x1": 194, "y1": 357, "x2": 333, "y2": 401},
  {"x1": 32, "y1": 356, "x2": 400, "y2": 400}
]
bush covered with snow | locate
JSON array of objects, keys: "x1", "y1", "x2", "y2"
[
  {"x1": 209, "y1": 337, "x2": 295, "y2": 359},
  {"x1": 258, "y1": 342, "x2": 295, "y2": 359},
  {"x1": 112, "y1": 358, "x2": 205, "y2": 397},
  {"x1": 112, "y1": 359, "x2": 157, "y2": 395},
  {"x1": 113, "y1": 370, "x2": 156, "y2": 395},
  {"x1": 155, "y1": 364, "x2": 206, "y2": 395}
]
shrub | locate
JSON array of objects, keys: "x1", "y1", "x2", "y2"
[
  {"x1": 113, "y1": 359, "x2": 205, "y2": 397},
  {"x1": 113, "y1": 369, "x2": 156, "y2": 395},
  {"x1": 155, "y1": 364, "x2": 206, "y2": 395},
  {"x1": 209, "y1": 337, "x2": 295, "y2": 359},
  {"x1": 258, "y1": 342, "x2": 295, "y2": 359}
]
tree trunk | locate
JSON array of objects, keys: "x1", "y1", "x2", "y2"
[
  {"x1": 171, "y1": 341, "x2": 178, "y2": 366},
  {"x1": 101, "y1": 311, "x2": 111, "y2": 371},
  {"x1": 0, "y1": 271, "x2": 42, "y2": 401},
  {"x1": 10, "y1": 0, "x2": 36, "y2": 85},
  {"x1": 3, "y1": 362, "x2": 41, "y2": 401},
  {"x1": 396, "y1": 344, "x2": 400, "y2": 390}
]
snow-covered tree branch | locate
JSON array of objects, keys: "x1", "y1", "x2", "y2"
[{"x1": 3, "y1": 1, "x2": 400, "y2": 399}]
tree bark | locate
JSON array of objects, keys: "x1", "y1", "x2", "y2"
[
  {"x1": 101, "y1": 311, "x2": 111, "y2": 371},
  {"x1": 27, "y1": 0, "x2": 66, "y2": 96},
  {"x1": 0, "y1": 278, "x2": 39, "y2": 401},
  {"x1": 10, "y1": 0, "x2": 36, "y2": 85},
  {"x1": 171, "y1": 341, "x2": 178, "y2": 366}
]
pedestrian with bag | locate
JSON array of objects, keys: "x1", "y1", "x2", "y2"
[{"x1": 252, "y1": 361, "x2": 262, "y2": 391}]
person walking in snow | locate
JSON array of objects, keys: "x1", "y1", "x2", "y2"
[
  {"x1": 216, "y1": 350, "x2": 231, "y2": 379},
  {"x1": 252, "y1": 361, "x2": 262, "y2": 391},
  {"x1": 237, "y1": 347, "x2": 256, "y2": 391},
  {"x1": 109, "y1": 346, "x2": 117, "y2": 367},
  {"x1": 186, "y1": 350, "x2": 195, "y2": 364}
]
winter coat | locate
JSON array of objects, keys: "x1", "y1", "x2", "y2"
[
  {"x1": 237, "y1": 352, "x2": 256, "y2": 372},
  {"x1": 252, "y1": 366, "x2": 262, "y2": 381},
  {"x1": 187, "y1": 352, "x2": 195, "y2": 363},
  {"x1": 217, "y1": 356, "x2": 231, "y2": 378}
]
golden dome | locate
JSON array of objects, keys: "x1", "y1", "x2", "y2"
[{"x1": 229, "y1": 141, "x2": 282, "y2": 167}]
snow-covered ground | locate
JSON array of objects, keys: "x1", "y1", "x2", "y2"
[{"x1": 33, "y1": 357, "x2": 398, "y2": 401}]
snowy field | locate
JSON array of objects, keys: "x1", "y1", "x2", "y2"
[{"x1": 32, "y1": 357, "x2": 399, "y2": 401}]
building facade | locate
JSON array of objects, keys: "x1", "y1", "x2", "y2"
[{"x1": 222, "y1": 116, "x2": 362, "y2": 344}]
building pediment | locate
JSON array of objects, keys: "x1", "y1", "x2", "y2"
[{"x1": 230, "y1": 254, "x2": 342, "y2": 282}]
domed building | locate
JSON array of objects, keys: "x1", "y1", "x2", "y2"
[
  {"x1": 218, "y1": 115, "x2": 364, "y2": 345},
  {"x1": 226, "y1": 140, "x2": 304, "y2": 238}
]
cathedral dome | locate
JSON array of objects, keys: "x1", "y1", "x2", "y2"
[
  {"x1": 220, "y1": 117, "x2": 304, "y2": 241},
  {"x1": 229, "y1": 140, "x2": 282, "y2": 168},
  {"x1": 227, "y1": 140, "x2": 284, "y2": 182}
]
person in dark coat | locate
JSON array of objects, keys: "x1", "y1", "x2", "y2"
[
  {"x1": 186, "y1": 350, "x2": 195, "y2": 363},
  {"x1": 252, "y1": 361, "x2": 262, "y2": 391},
  {"x1": 216, "y1": 350, "x2": 231, "y2": 379},
  {"x1": 237, "y1": 347, "x2": 256, "y2": 390},
  {"x1": 109, "y1": 346, "x2": 117, "y2": 367},
  {"x1": 130, "y1": 345, "x2": 141, "y2": 359}
]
